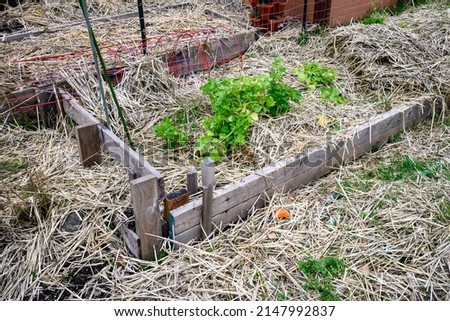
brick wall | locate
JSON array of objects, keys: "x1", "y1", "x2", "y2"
[
  {"x1": 329, "y1": 0, "x2": 397, "y2": 25},
  {"x1": 243, "y1": 0, "x2": 398, "y2": 26}
]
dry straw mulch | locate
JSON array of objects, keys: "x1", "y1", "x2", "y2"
[
  {"x1": 1, "y1": 110, "x2": 449, "y2": 300},
  {"x1": 1, "y1": 2, "x2": 450, "y2": 300}
]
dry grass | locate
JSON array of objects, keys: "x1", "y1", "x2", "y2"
[
  {"x1": 1, "y1": 2, "x2": 449, "y2": 300},
  {"x1": 1, "y1": 109, "x2": 448, "y2": 300}
]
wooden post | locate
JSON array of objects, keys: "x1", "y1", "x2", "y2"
[
  {"x1": 200, "y1": 157, "x2": 215, "y2": 240},
  {"x1": 130, "y1": 175, "x2": 162, "y2": 260},
  {"x1": 201, "y1": 157, "x2": 215, "y2": 187},
  {"x1": 201, "y1": 184, "x2": 213, "y2": 240},
  {"x1": 35, "y1": 89, "x2": 58, "y2": 128},
  {"x1": 187, "y1": 170, "x2": 198, "y2": 195},
  {"x1": 75, "y1": 123, "x2": 102, "y2": 167}
]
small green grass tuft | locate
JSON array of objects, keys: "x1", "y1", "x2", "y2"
[
  {"x1": 364, "y1": 155, "x2": 448, "y2": 181},
  {"x1": 0, "y1": 159, "x2": 28, "y2": 180},
  {"x1": 296, "y1": 256, "x2": 345, "y2": 301},
  {"x1": 342, "y1": 177, "x2": 372, "y2": 194},
  {"x1": 297, "y1": 32, "x2": 309, "y2": 46},
  {"x1": 437, "y1": 201, "x2": 450, "y2": 223},
  {"x1": 387, "y1": 133, "x2": 403, "y2": 143}
]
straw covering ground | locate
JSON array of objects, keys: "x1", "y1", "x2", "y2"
[{"x1": 1, "y1": 1, "x2": 450, "y2": 300}]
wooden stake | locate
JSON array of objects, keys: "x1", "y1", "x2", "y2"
[
  {"x1": 200, "y1": 157, "x2": 215, "y2": 239},
  {"x1": 201, "y1": 183, "x2": 213, "y2": 240},
  {"x1": 116, "y1": 221, "x2": 140, "y2": 259},
  {"x1": 36, "y1": 89, "x2": 56, "y2": 128},
  {"x1": 130, "y1": 175, "x2": 162, "y2": 260},
  {"x1": 75, "y1": 123, "x2": 102, "y2": 167},
  {"x1": 201, "y1": 157, "x2": 215, "y2": 187},
  {"x1": 186, "y1": 170, "x2": 198, "y2": 195}
]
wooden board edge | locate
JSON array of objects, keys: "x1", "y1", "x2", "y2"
[{"x1": 171, "y1": 97, "x2": 443, "y2": 240}]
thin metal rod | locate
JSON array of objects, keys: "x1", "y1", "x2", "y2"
[
  {"x1": 137, "y1": 0, "x2": 147, "y2": 55},
  {"x1": 79, "y1": 0, "x2": 111, "y2": 129},
  {"x1": 302, "y1": 0, "x2": 308, "y2": 33}
]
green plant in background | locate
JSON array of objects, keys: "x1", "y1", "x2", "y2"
[
  {"x1": 0, "y1": 159, "x2": 28, "y2": 180},
  {"x1": 362, "y1": 3, "x2": 387, "y2": 25},
  {"x1": 153, "y1": 117, "x2": 189, "y2": 149},
  {"x1": 297, "y1": 32, "x2": 309, "y2": 46},
  {"x1": 153, "y1": 100, "x2": 202, "y2": 148},
  {"x1": 320, "y1": 86, "x2": 346, "y2": 105},
  {"x1": 391, "y1": 0, "x2": 430, "y2": 15},
  {"x1": 296, "y1": 62, "x2": 336, "y2": 89},
  {"x1": 296, "y1": 256, "x2": 345, "y2": 301},
  {"x1": 196, "y1": 58, "x2": 301, "y2": 161},
  {"x1": 296, "y1": 62, "x2": 345, "y2": 105}
]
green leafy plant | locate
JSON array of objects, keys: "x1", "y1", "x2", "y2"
[
  {"x1": 320, "y1": 86, "x2": 346, "y2": 105},
  {"x1": 296, "y1": 62, "x2": 345, "y2": 105},
  {"x1": 154, "y1": 117, "x2": 189, "y2": 149},
  {"x1": 197, "y1": 58, "x2": 301, "y2": 161},
  {"x1": 296, "y1": 62, "x2": 336, "y2": 90},
  {"x1": 362, "y1": 3, "x2": 387, "y2": 25},
  {"x1": 296, "y1": 256, "x2": 345, "y2": 301}
]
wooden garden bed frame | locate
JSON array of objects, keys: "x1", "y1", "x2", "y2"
[
  {"x1": 60, "y1": 91, "x2": 443, "y2": 259},
  {"x1": 168, "y1": 97, "x2": 444, "y2": 244}
]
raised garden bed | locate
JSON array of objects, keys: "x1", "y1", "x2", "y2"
[{"x1": 1, "y1": 3, "x2": 449, "y2": 264}]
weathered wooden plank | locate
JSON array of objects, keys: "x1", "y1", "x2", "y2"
[
  {"x1": 170, "y1": 98, "x2": 441, "y2": 242},
  {"x1": 116, "y1": 221, "x2": 141, "y2": 259},
  {"x1": 116, "y1": 216, "x2": 169, "y2": 259},
  {"x1": 130, "y1": 175, "x2": 162, "y2": 260},
  {"x1": 75, "y1": 123, "x2": 102, "y2": 167},
  {"x1": 171, "y1": 146, "x2": 326, "y2": 234},
  {"x1": 174, "y1": 194, "x2": 267, "y2": 244},
  {"x1": 61, "y1": 93, "x2": 99, "y2": 125},
  {"x1": 186, "y1": 170, "x2": 198, "y2": 195},
  {"x1": 35, "y1": 89, "x2": 57, "y2": 128},
  {"x1": 166, "y1": 30, "x2": 255, "y2": 76},
  {"x1": 201, "y1": 183, "x2": 213, "y2": 240},
  {"x1": 60, "y1": 90, "x2": 165, "y2": 195}
]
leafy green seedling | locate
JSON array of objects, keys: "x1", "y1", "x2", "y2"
[
  {"x1": 296, "y1": 62, "x2": 336, "y2": 90},
  {"x1": 197, "y1": 58, "x2": 301, "y2": 161},
  {"x1": 320, "y1": 86, "x2": 346, "y2": 105},
  {"x1": 296, "y1": 62, "x2": 345, "y2": 105},
  {"x1": 153, "y1": 117, "x2": 189, "y2": 149},
  {"x1": 362, "y1": 3, "x2": 387, "y2": 25}
]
